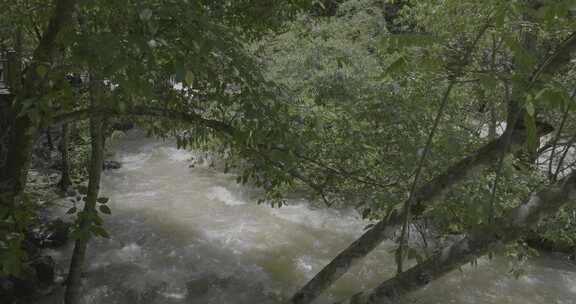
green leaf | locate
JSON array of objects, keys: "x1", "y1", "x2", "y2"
[
  {"x1": 140, "y1": 9, "x2": 152, "y2": 21},
  {"x1": 478, "y1": 74, "x2": 498, "y2": 90},
  {"x1": 97, "y1": 197, "x2": 110, "y2": 204},
  {"x1": 185, "y1": 70, "x2": 195, "y2": 86},
  {"x1": 384, "y1": 55, "x2": 408, "y2": 77},
  {"x1": 525, "y1": 100, "x2": 535, "y2": 117},
  {"x1": 92, "y1": 226, "x2": 110, "y2": 238},
  {"x1": 93, "y1": 214, "x2": 104, "y2": 225},
  {"x1": 503, "y1": 36, "x2": 537, "y2": 71},
  {"x1": 35, "y1": 65, "x2": 48, "y2": 78},
  {"x1": 535, "y1": 85, "x2": 570, "y2": 110},
  {"x1": 99, "y1": 205, "x2": 112, "y2": 215},
  {"x1": 66, "y1": 207, "x2": 77, "y2": 214}
]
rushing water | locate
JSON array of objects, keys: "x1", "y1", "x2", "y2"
[{"x1": 39, "y1": 131, "x2": 576, "y2": 304}]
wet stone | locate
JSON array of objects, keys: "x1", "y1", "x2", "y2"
[{"x1": 103, "y1": 160, "x2": 122, "y2": 170}]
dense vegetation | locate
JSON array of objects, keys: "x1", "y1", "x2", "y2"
[{"x1": 1, "y1": 0, "x2": 576, "y2": 303}]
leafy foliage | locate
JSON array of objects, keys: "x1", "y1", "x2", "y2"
[{"x1": 1, "y1": 0, "x2": 576, "y2": 288}]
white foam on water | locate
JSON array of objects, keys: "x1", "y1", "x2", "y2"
[
  {"x1": 115, "y1": 243, "x2": 144, "y2": 262},
  {"x1": 82, "y1": 286, "x2": 112, "y2": 304},
  {"x1": 120, "y1": 152, "x2": 152, "y2": 170},
  {"x1": 519, "y1": 275, "x2": 540, "y2": 285},
  {"x1": 163, "y1": 147, "x2": 194, "y2": 162},
  {"x1": 89, "y1": 243, "x2": 145, "y2": 270},
  {"x1": 207, "y1": 186, "x2": 247, "y2": 206},
  {"x1": 269, "y1": 203, "x2": 363, "y2": 234},
  {"x1": 567, "y1": 276, "x2": 576, "y2": 294},
  {"x1": 202, "y1": 225, "x2": 252, "y2": 252},
  {"x1": 295, "y1": 256, "x2": 314, "y2": 274},
  {"x1": 41, "y1": 131, "x2": 576, "y2": 304},
  {"x1": 162, "y1": 291, "x2": 187, "y2": 299}
]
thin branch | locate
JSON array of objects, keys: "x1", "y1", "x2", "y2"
[
  {"x1": 288, "y1": 16, "x2": 498, "y2": 303},
  {"x1": 52, "y1": 106, "x2": 235, "y2": 135},
  {"x1": 530, "y1": 31, "x2": 576, "y2": 82},
  {"x1": 554, "y1": 132, "x2": 576, "y2": 181},
  {"x1": 397, "y1": 15, "x2": 494, "y2": 274},
  {"x1": 548, "y1": 102, "x2": 571, "y2": 178},
  {"x1": 54, "y1": 106, "x2": 402, "y2": 192},
  {"x1": 396, "y1": 81, "x2": 455, "y2": 274}
]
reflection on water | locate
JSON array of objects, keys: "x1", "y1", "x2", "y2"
[{"x1": 39, "y1": 131, "x2": 576, "y2": 304}]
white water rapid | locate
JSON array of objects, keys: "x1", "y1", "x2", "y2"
[{"x1": 38, "y1": 131, "x2": 576, "y2": 304}]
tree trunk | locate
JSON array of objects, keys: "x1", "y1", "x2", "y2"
[
  {"x1": 0, "y1": 0, "x2": 77, "y2": 277},
  {"x1": 64, "y1": 76, "x2": 105, "y2": 304},
  {"x1": 338, "y1": 171, "x2": 576, "y2": 304},
  {"x1": 287, "y1": 126, "x2": 547, "y2": 304},
  {"x1": 58, "y1": 123, "x2": 72, "y2": 191},
  {"x1": 0, "y1": 0, "x2": 77, "y2": 208},
  {"x1": 0, "y1": 118, "x2": 37, "y2": 210},
  {"x1": 0, "y1": 33, "x2": 30, "y2": 213},
  {"x1": 46, "y1": 127, "x2": 54, "y2": 152},
  {"x1": 488, "y1": 100, "x2": 497, "y2": 140}
]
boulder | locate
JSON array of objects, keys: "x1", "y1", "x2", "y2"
[
  {"x1": 103, "y1": 160, "x2": 122, "y2": 170},
  {"x1": 112, "y1": 121, "x2": 134, "y2": 131},
  {"x1": 45, "y1": 219, "x2": 71, "y2": 248},
  {"x1": 1, "y1": 256, "x2": 56, "y2": 302},
  {"x1": 27, "y1": 218, "x2": 71, "y2": 249},
  {"x1": 31, "y1": 256, "x2": 55, "y2": 285}
]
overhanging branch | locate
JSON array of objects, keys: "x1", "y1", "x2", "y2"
[
  {"x1": 52, "y1": 106, "x2": 235, "y2": 135},
  {"x1": 338, "y1": 170, "x2": 576, "y2": 304}
]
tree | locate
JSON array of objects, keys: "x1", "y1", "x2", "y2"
[
  {"x1": 0, "y1": 0, "x2": 77, "y2": 276},
  {"x1": 64, "y1": 68, "x2": 106, "y2": 304},
  {"x1": 250, "y1": 1, "x2": 576, "y2": 303},
  {"x1": 0, "y1": 0, "x2": 313, "y2": 278},
  {"x1": 339, "y1": 169, "x2": 576, "y2": 304}
]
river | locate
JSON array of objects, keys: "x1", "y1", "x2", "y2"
[{"x1": 39, "y1": 131, "x2": 576, "y2": 304}]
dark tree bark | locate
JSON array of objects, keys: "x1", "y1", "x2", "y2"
[
  {"x1": 0, "y1": 0, "x2": 76, "y2": 278},
  {"x1": 45, "y1": 127, "x2": 54, "y2": 152},
  {"x1": 64, "y1": 75, "x2": 105, "y2": 304},
  {"x1": 488, "y1": 101, "x2": 497, "y2": 140},
  {"x1": 0, "y1": 0, "x2": 76, "y2": 211},
  {"x1": 58, "y1": 123, "x2": 72, "y2": 191}
]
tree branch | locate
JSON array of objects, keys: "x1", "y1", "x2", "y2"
[
  {"x1": 287, "y1": 124, "x2": 552, "y2": 304},
  {"x1": 52, "y1": 106, "x2": 235, "y2": 135},
  {"x1": 338, "y1": 170, "x2": 576, "y2": 304},
  {"x1": 531, "y1": 31, "x2": 576, "y2": 82}
]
